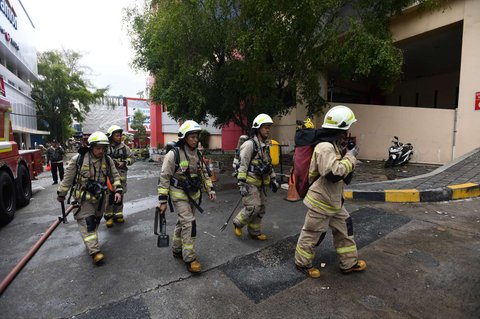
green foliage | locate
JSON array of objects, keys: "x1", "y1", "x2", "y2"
[
  {"x1": 130, "y1": 109, "x2": 148, "y2": 143},
  {"x1": 32, "y1": 50, "x2": 108, "y2": 142},
  {"x1": 199, "y1": 129, "x2": 211, "y2": 149},
  {"x1": 125, "y1": 0, "x2": 443, "y2": 132}
]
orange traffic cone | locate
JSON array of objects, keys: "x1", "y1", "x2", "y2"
[
  {"x1": 285, "y1": 169, "x2": 301, "y2": 202},
  {"x1": 209, "y1": 159, "x2": 217, "y2": 182}
]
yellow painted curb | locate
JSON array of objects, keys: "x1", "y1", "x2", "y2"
[
  {"x1": 385, "y1": 189, "x2": 420, "y2": 202},
  {"x1": 343, "y1": 191, "x2": 353, "y2": 200},
  {"x1": 448, "y1": 183, "x2": 480, "y2": 199}
]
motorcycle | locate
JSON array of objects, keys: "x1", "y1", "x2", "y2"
[{"x1": 384, "y1": 136, "x2": 414, "y2": 168}]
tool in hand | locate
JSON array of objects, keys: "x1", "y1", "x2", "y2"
[
  {"x1": 154, "y1": 207, "x2": 170, "y2": 247},
  {"x1": 220, "y1": 197, "x2": 243, "y2": 231}
]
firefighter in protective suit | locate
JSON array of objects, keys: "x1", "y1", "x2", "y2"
[
  {"x1": 157, "y1": 120, "x2": 216, "y2": 273},
  {"x1": 57, "y1": 131, "x2": 123, "y2": 264},
  {"x1": 233, "y1": 113, "x2": 278, "y2": 240},
  {"x1": 104, "y1": 125, "x2": 134, "y2": 227},
  {"x1": 295, "y1": 105, "x2": 366, "y2": 278}
]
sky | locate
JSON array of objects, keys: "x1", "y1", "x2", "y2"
[{"x1": 21, "y1": 0, "x2": 148, "y2": 98}]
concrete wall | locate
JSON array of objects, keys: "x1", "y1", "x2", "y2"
[
  {"x1": 455, "y1": 0, "x2": 480, "y2": 158},
  {"x1": 342, "y1": 103, "x2": 455, "y2": 164},
  {"x1": 390, "y1": 0, "x2": 480, "y2": 160}
]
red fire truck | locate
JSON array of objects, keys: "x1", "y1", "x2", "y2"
[{"x1": 0, "y1": 77, "x2": 43, "y2": 225}]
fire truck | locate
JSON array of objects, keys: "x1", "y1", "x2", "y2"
[{"x1": 0, "y1": 77, "x2": 43, "y2": 225}]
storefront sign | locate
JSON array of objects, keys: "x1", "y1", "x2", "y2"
[
  {"x1": 0, "y1": 0, "x2": 17, "y2": 30},
  {"x1": 476, "y1": 92, "x2": 480, "y2": 111}
]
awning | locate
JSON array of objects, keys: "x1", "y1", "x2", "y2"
[{"x1": 12, "y1": 125, "x2": 50, "y2": 135}]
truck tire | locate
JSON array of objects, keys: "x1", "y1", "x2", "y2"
[
  {"x1": 0, "y1": 170, "x2": 16, "y2": 225},
  {"x1": 16, "y1": 164, "x2": 32, "y2": 208}
]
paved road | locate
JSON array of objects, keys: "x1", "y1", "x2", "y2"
[{"x1": 0, "y1": 160, "x2": 479, "y2": 318}]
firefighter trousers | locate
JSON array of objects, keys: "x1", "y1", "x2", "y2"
[
  {"x1": 171, "y1": 200, "x2": 197, "y2": 263},
  {"x1": 295, "y1": 207, "x2": 358, "y2": 270},
  {"x1": 104, "y1": 178, "x2": 127, "y2": 220},
  {"x1": 75, "y1": 200, "x2": 104, "y2": 256},
  {"x1": 233, "y1": 184, "x2": 266, "y2": 236}
]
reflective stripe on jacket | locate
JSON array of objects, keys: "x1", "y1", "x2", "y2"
[
  {"x1": 303, "y1": 141, "x2": 356, "y2": 214},
  {"x1": 157, "y1": 145, "x2": 214, "y2": 204},
  {"x1": 237, "y1": 135, "x2": 275, "y2": 186},
  {"x1": 57, "y1": 152, "x2": 122, "y2": 200}
]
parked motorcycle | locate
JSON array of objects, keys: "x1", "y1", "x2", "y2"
[{"x1": 385, "y1": 136, "x2": 414, "y2": 168}]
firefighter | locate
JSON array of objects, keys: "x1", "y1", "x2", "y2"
[
  {"x1": 294, "y1": 105, "x2": 366, "y2": 278},
  {"x1": 233, "y1": 113, "x2": 278, "y2": 241},
  {"x1": 57, "y1": 131, "x2": 123, "y2": 264},
  {"x1": 157, "y1": 120, "x2": 216, "y2": 273},
  {"x1": 103, "y1": 125, "x2": 134, "y2": 227}
]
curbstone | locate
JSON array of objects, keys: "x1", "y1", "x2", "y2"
[{"x1": 345, "y1": 182, "x2": 480, "y2": 203}]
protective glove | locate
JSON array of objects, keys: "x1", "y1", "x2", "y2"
[
  {"x1": 238, "y1": 182, "x2": 248, "y2": 197},
  {"x1": 57, "y1": 195, "x2": 65, "y2": 202},
  {"x1": 346, "y1": 145, "x2": 359, "y2": 158},
  {"x1": 270, "y1": 178, "x2": 279, "y2": 193}
]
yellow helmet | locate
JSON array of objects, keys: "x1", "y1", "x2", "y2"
[
  {"x1": 322, "y1": 105, "x2": 356, "y2": 130},
  {"x1": 106, "y1": 125, "x2": 123, "y2": 138},
  {"x1": 88, "y1": 131, "x2": 109, "y2": 146}
]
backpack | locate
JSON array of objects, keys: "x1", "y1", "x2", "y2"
[
  {"x1": 232, "y1": 135, "x2": 259, "y2": 177},
  {"x1": 164, "y1": 141, "x2": 211, "y2": 213},
  {"x1": 67, "y1": 147, "x2": 113, "y2": 204},
  {"x1": 292, "y1": 128, "x2": 344, "y2": 198},
  {"x1": 165, "y1": 141, "x2": 211, "y2": 176}
]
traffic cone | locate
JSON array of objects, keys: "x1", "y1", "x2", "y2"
[
  {"x1": 285, "y1": 169, "x2": 301, "y2": 202},
  {"x1": 209, "y1": 159, "x2": 217, "y2": 182}
]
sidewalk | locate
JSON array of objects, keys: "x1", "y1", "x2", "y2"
[{"x1": 345, "y1": 147, "x2": 480, "y2": 202}]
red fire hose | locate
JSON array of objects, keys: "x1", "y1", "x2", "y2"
[{"x1": 0, "y1": 205, "x2": 75, "y2": 296}]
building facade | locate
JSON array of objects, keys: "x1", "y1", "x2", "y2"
[{"x1": 273, "y1": 0, "x2": 479, "y2": 164}]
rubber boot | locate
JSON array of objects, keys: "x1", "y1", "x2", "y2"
[
  {"x1": 342, "y1": 260, "x2": 367, "y2": 273},
  {"x1": 105, "y1": 219, "x2": 114, "y2": 228},
  {"x1": 296, "y1": 264, "x2": 321, "y2": 278},
  {"x1": 92, "y1": 252, "x2": 105, "y2": 264},
  {"x1": 233, "y1": 224, "x2": 242, "y2": 237},
  {"x1": 248, "y1": 233, "x2": 267, "y2": 241},
  {"x1": 186, "y1": 260, "x2": 202, "y2": 273},
  {"x1": 114, "y1": 212, "x2": 124, "y2": 223}
]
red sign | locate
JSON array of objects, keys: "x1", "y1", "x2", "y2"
[{"x1": 476, "y1": 92, "x2": 480, "y2": 111}]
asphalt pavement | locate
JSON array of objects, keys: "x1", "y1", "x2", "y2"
[{"x1": 0, "y1": 156, "x2": 479, "y2": 318}]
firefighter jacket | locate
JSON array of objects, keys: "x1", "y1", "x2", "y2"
[
  {"x1": 157, "y1": 145, "x2": 214, "y2": 204},
  {"x1": 304, "y1": 141, "x2": 356, "y2": 215},
  {"x1": 237, "y1": 135, "x2": 276, "y2": 187},
  {"x1": 57, "y1": 151, "x2": 123, "y2": 203},
  {"x1": 107, "y1": 142, "x2": 134, "y2": 179},
  {"x1": 47, "y1": 146, "x2": 65, "y2": 163}
]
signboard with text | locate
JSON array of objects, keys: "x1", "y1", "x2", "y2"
[{"x1": 126, "y1": 98, "x2": 150, "y2": 132}]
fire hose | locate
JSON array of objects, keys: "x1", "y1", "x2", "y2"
[{"x1": 0, "y1": 204, "x2": 76, "y2": 296}]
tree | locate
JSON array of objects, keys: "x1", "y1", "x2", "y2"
[
  {"x1": 125, "y1": 0, "x2": 442, "y2": 133},
  {"x1": 130, "y1": 109, "x2": 147, "y2": 146},
  {"x1": 32, "y1": 50, "x2": 107, "y2": 142}
]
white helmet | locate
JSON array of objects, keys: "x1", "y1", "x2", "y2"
[
  {"x1": 88, "y1": 131, "x2": 109, "y2": 146},
  {"x1": 106, "y1": 125, "x2": 123, "y2": 138},
  {"x1": 252, "y1": 113, "x2": 273, "y2": 129},
  {"x1": 178, "y1": 120, "x2": 201, "y2": 139},
  {"x1": 321, "y1": 105, "x2": 357, "y2": 130}
]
